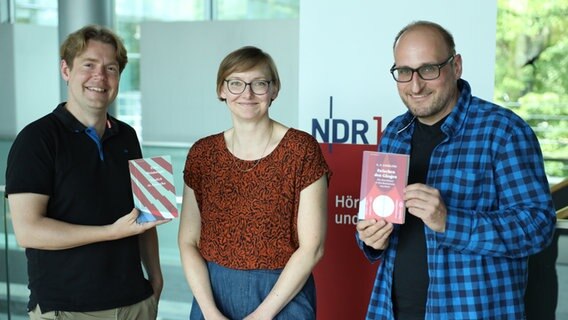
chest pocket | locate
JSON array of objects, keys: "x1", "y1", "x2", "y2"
[{"x1": 442, "y1": 169, "x2": 496, "y2": 211}]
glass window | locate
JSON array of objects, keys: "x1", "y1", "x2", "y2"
[
  {"x1": 215, "y1": 0, "x2": 299, "y2": 19},
  {"x1": 13, "y1": 0, "x2": 57, "y2": 25},
  {"x1": 114, "y1": 0, "x2": 299, "y2": 137},
  {"x1": 495, "y1": 0, "x2": 568, "y2": 183},
  {"x1": 114, "y1": 0, "x2": 210, "y2": 138},
  {"x1": 7, "y1": 0, "x2": 299, "y2": 137}
]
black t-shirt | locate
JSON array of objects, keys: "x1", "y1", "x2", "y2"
[
  {"x1": 5, "y1": 103, "x2": 152, "y2": 312},
  {"x1": 392, "y1": 118, "x2": 446, "y2": 320}
]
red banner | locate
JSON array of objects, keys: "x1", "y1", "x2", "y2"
[{"x1": 314, "y1": 143, "x2": 380, "y2": 320}]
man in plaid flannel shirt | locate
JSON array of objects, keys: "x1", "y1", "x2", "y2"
[{"x1": 356, "y1": 20, "x2": 556, "y2": 320}]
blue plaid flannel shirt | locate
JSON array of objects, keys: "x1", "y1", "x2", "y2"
[{"x1": 358, "y1": 79, "x2": 556, "y2": 319}]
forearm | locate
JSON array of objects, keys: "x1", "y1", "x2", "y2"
[
  {"x1": 180, "y1": 243, "x2": 226, "y2": 319},
  {"x1": 139, "y1": 228, "x2": 163, "y2": 297},
  {"x1": 14, "y1": 215, "x2": 118, "y2": 250},
  {"x1": 252, "y1": 245, "x2": 324, "y2": 319},
  {"x1": 439, "y1": 205, "x2": 555, "y2": 258},
  {"x1": 10, "y1": 192, "x2": 167, "y2": 250}
]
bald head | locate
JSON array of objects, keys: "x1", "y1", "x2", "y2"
[{"x1": 393, "y1": 21, "x2": 456, "y2": 58}]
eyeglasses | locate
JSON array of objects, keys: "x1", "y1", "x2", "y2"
[
  {"x1": 390, "y1": 55, "x2": 455, "y2": 83},
  {"x1": 224, "y1": 79, "x2": 272, "y2": 95}
]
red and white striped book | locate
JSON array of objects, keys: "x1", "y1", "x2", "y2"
[{"x1": 129, "y1": 155, "x2": 178, "y2": 223}]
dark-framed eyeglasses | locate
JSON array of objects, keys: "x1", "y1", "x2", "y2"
[
  {"x1": 390, "y1": 55, "x2": 455, "y2": 83},
  {"x1": 224, "y1": 79, "x2": 272, "y2": 95}
]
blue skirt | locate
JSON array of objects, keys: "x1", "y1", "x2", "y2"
[{"x1": 189, "y1": 261, "x2": 316, "y2": 320}]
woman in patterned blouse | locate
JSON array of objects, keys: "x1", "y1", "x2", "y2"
[{"x1": 179, "y1": 46, "x2": 331, "y2": 320}]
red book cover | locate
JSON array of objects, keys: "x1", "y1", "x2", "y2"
[
  {"x1": 129, "y1": 155, "x2": 179, "y2": 223},
  {"x1": 357, "y1": 151, "x2": 409, "y2": 224}
]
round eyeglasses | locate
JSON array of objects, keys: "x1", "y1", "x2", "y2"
[
  {"x1": 224, "y1": 79, "x2": 272, "y2": 95},
  {"x1": 390, "y1": 55, "x2": 455, "y2": 83}
]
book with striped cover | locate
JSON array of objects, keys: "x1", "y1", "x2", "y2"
[{"x1": 129, "y1": 155, "x2": 179, "y2": 223}]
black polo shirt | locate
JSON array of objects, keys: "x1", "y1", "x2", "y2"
[{"x1": 5, "y1": 103, "x2": 152, "y2": 312}]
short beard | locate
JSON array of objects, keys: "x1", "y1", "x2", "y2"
[{"x1": 401, "y1": 90, "x2": 454, "y2": 123}]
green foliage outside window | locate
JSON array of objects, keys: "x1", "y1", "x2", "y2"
[{"x1": 496, "y1": 0, "x2": 568, "y2": 180}]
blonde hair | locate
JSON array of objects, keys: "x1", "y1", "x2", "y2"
[{"x1": 60, "y1": 24, "x2": 128, "y2": 74}]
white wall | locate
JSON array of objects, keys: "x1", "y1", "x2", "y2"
[
  {"x1": 140, "y1": 20, "x2": 299, "y2": 143},
  {"x1": 0, "y1": 24, "x2": 59, "y2": 137}
]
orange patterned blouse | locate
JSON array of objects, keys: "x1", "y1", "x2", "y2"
[{"x1": 184, "y1": 128, "x2": 331, "y2": 270}]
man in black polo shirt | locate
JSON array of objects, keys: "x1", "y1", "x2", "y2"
[{"x1": 5, "y1": 25, "x2": 169, "y2": 319}]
